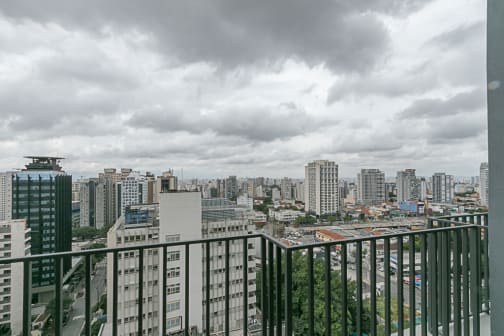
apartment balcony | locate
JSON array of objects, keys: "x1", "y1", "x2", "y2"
[{"x1": 0, "y1": 213, "x2": 491, "y2": 336}]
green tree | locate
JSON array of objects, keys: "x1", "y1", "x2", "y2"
[
  {"x1": 257, "y1": 252, "x2": 371, "y2": 335},
  {"x1": 294, "y1": 215, "x2": 316, "y2": 226},
  {"x1": 72, "y1": 226, "x2": 100, "y2": 240},
  {"x1": 46, "y1": 295, "x2": 74, "y2": 320}
]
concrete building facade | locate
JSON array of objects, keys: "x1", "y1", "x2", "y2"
[
  {"x1": 432, "y1": 173, "x2": 454, "y2": 204},
  {"x1": 480, "y1": 162, "x2": 489, "y2": 206},
  {"x1": 304, "y1": 160, "x2": 339, "y2": 216},
  {"x1": 357, "y1": 169, "x2": 385, "y2": 205},
  {"x1": 0, "y1": 219, "x2": 30, "y2": 335}
]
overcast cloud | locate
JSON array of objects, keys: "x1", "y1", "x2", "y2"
[{"x1": 0, "y1": 0, "x2": 487, "y2": 178}]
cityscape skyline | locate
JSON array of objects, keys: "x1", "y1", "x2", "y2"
[{"x1": 0, "y1": 0, "x2": 487, "y2": 179}]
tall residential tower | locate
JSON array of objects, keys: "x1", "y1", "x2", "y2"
[{"x1": 304, "y1": 160, "x2": 339, "y2": 216}]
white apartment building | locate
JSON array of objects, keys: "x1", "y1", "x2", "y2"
[
  {"x1": 106, "y1": 193, "x2": 255, "y2": 336},
  {"x1": 237, "y1": 194, "x2": 253, "y2": 210},
  {"x1": 432, "y1": 173, "x2": 454, "y2": 203},
  {"x1": 118, "y1": 172, "x2": 148, "y2": 218},
  {"x1": 294, "y1": 181, "x2": 304, "y2": 203},
  {"x1": 72, "y1": 181, "x2": 81, "y2": 202},
  {"x1": 0, "y1": 219, "x2": 30, "y2": 335},
  {"x1": 305, "y1": 160, "x2": 339, "y2": 216},
  {"x1": 200, "y1": 198, "x2": 256, "y2": 335},
  {"x1": 269, "y1": 209, "x2": 304, "y2": 223},
  {"x1": 357, "y1": 169, "x2": 385, "y2": 205},
  {"x1": 480, "y1": 162, "x2": 489, "y2": 206},
  {"x1": 0, "y1": 173, "x2": 12, "y2": 221},
  {"x1": 396, "y1": 169, "x2": 419, "y2": 202}
]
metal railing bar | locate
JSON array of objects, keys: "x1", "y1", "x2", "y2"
[
  {"x1": 225, "y1": 240, "x2": 230, "y2": 336},
  {"x1": 325, "y1": 245, "x2": 332, "y2": 336},
  {"x1": 112, "y1": 251, "x2": 118, "y2": 336},
  {"x1": 370, "y1": 240, "x2": 377, "y2": 336},
  {"x1": 308, "y1": 246, "x2": 314, "y2": 336},
  {"x1": 397, "y1": 237, "x2": 404, "y2": 336},
  {"x1": 185, "y1": 244, "x2": 190, "y2": 336},
  {"x1": 408, "y1": 235, "x2": 415, "y2": 336},
  {"x1": 22, "y1": 261, "x2": 31, "y2": 336},
  {"x1": 84, "y1": 254, "x2": 92, "y2": 336},
  {"x1": 268, "y1": 241, "x2": 274, "y2": 336},
  {"x1": 356, "y1": 241, "x2": 363, "y2": 336},
  {"x1": 276, "y1": 245, "x2": 282, "y2": 336},
  {"x1": 138, "y1": 248, "x2": 144, "y2": 335},
  {"x1": 54, "y1": 256, "x2": 63, "y2": 336},
  {"x1": 243, "y1": 238, "x2": 249, "y2": 336},
  {"x1": 162, "y1": 246, "x2": 167, "y2": 335},
  {"x1": 205, "y1": 241, "x2": 211, "y2": 336},
  {"x1": 261, "y1": 238, "x2": 267, "y2": 336},
  {"x1": 341, "y1": 243, "x2": 348, "y2": 335}
]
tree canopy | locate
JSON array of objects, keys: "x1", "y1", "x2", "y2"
[{"x1": 258, "y1": 252, "x2": 371, "y2": 335}]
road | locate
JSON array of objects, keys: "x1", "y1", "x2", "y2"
[
  {"x1": 346, "y1": 262, "x2": 422, "y2": 310},
  {"x1": 62, "y1": 260, "x2": 107, "y2": 335}
]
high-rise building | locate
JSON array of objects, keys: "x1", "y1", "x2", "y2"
[
  {"x1": 0, "y1": 172, "x2": 13, "y2": 221},
  {"x1": 396, "y1": 169, "x2": 420, "y2": 202},
  {"x1": 432, "y1": 173, "x2": 454, "y2": 203},
  {"x1": 152, "y1": 171, "x2": 178, "y2": 203},
  {"x1": 280, "y1": 177, "x2": 292, "y2": 200},
  {"x1": 304, "y1": 160, "x2": 339, "y2": 216},
  {"x1": 0, "y1": 219, "x2": 31, "y2": 335},
  {"x1": 117, "y1": 171, "x2": 147, "y2": 218},
  {"x1": 480, "y1": 162, "x2": 489, "y2": 206},
  {"x1": 79, "y1": 178, "x2": 106, "y2": 229},
  {"x1": 225, "y1": 176, "x2": 238, "y2": 200},
  {"x1": 71, "y1": 181, "x2": 81, "y2": 202},
  {"x1": 99, "y1": 168, "x2": 123, "y2": 226},
  {"x1": 106, "y1": 193, "x2": 255, "y2": 335},
  {"x1": 357, "y1": 169, "x2": 385, "y2": 205},
  {"x1": 294, "y1": 181, "x2": 305, "y2": 203},
  {"x1": 11, "y1": 157, "x2": 72, "y2": 301}
]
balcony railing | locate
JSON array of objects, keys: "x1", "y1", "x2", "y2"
[{"x1": 0, "y1": 213, "x2": 489, "y2": 336}]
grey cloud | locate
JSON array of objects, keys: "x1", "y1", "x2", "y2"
[
  {"x1": 0, "y1": 0, "x2": 432, "y2": 73},
  {"x1": 427, "y1": 115, "x2": 486, "y2": 144},
  {"x1": 127, "y1": 103, "x2": 328, "y2": 142},
  {"x1": 327, "y1": 63, "x2": 439, "y2": 103},
  {"x1": 37, "y1": 54, "x2": 140, "y2": 90},
  {"x1": 427, "y1": 21, "x2": 484, "y2": 50},
  {"x1": 397, "y1": 89, "x2": 485, "y2": 120}
]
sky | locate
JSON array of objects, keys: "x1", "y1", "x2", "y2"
[{"x1": 0, "y1": 0, "x2": 487, "y2": 179}]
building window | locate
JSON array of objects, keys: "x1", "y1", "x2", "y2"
[
  {"x1": 166, "y1": 316, "x2": 181, "y2": 329},
  {"x1": 167, "y1": 267, "x2": 180, "y2": 278},
  {"x1": 167, "y1": 301, "x2": 180, "y2": 312},
  {"x1": 166, "y1": 251, "x2": 180, "y2": 262},
  {"x1": 166, "y1": 284, "x2": 180, "y2": 295}
]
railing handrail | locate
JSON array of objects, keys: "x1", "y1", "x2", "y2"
[{"x1": 0, "y1": 215, "x2": 487, "y2": 264}]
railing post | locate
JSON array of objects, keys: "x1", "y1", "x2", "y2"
[
  {"x1": 307, "y1": 247, "x2": 314, "y2": 336},
  {"x1": 370, "y1": 240, "x2": 377, "y2": 336},
  {"x1": 112, "y1": 251, "x2": 118, "y2": 336},
  {"x1": 54, "y1": 256, "x2": 63, "y2": 336},
  {"x1": 268, "y1": 242, "x2": 274, "y2": 336},
  {"x1": 285, "y1": 249, "x2": 293, "y2": 335},
  {"x1": 84, "y1": 254, "x2": 92, "y2": 336},
  {"x1": 341, "y1": 243, "x2": 348, "y2": 335},
  {"x1": 261, "y1": 238, "x2": 267, "y2": 336},
  {"x1": 276, "y1": 246, "x2": 282, "y2": 336},
  {"x1": 470, "y1": 226, "x2": 481, "y2": 336},
  {"x1": 22, "y1": 261, "x2": 32, "y2": 336},
  {"x1": 384, "y1": 238, "x2": 391, "y2": 335},
  {"x1": 420, "y1": 233, "x2": 427, "y2": 336},
  {"x1": 225, "y1": 240, "x2": 230, "y2": 336},
  {"x1": 356, "y1": 241, "x2": 363, "y2": 336},
  {"x1": 243, "y1": 239, "x2": 249, "y2": 336},
  {"x1": 325, "y1": 245, "x2": 332, "y2": 336}
]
